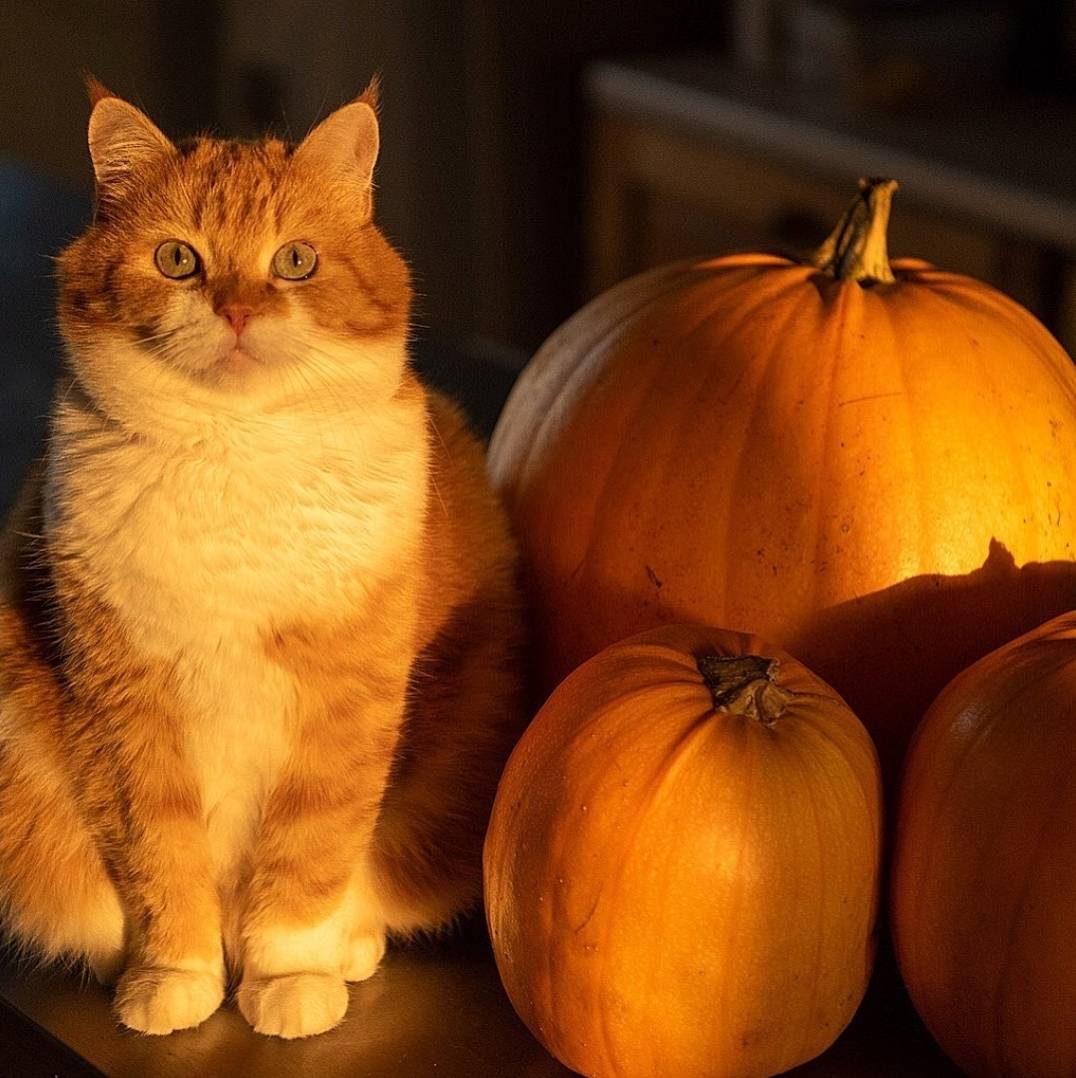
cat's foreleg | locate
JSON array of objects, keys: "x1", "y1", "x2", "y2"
[
  {"x1": 104, "y1": 722, "x2": 226, "y2": 1034},
  {"x1": 56, "y1": 638, "x2": 227, "y2": 1035},
  {"x1": 237, "y1": 658, "x2": 408, "y2": 1039}
]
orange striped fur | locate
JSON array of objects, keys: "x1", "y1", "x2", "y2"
[{"x1": 0, "y1": 83, "x2": 524, "y2": 1038}]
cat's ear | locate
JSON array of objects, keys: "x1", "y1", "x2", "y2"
[
  {"x1": 294, "y1": 79, "x2": 381, "y2": 194},
  {"x1": 85, "y1": 78, "x2": 175, "y2": 187}
]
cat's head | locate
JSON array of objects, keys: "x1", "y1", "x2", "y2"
[{"x1": 57, "y1": 78, "x2": 412, "y2": 418}]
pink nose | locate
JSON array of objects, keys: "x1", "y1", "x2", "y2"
[{"x1": 218, "y1": 303, "x2": 254, "y2": 334}]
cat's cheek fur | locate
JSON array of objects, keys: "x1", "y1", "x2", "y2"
[
  {"x1": 158, "y1": 292, "x2": 235, "y2": 375},
  {"x1": 237, "y1": 307, "x2": 409, "y2": 401}
]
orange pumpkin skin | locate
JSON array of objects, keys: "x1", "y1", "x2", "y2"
[
  {"x1": 484, "y1": 624, "x2": 883, "y2": 1078},
  {"x1": 891, "y1": 611, "x2": 1076, "y2": 1078},
  {"x1": 488, "y1": 188, "x2": 1076, "y2": 779}
]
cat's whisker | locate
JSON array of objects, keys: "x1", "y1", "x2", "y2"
[
  {"x1": 130, "y1": 329, "x2": 178, "y2": 347},
  {"x1": 428, "y1": 472, "x2": 448, "y2": 518}
]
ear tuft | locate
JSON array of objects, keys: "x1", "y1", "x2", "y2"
[
  {"x1": 88, "y1": 96, "x2": 175, "y2": 187},
  {"x1": 82, "y1": 71, "x2": 115, "y2": 108},
  {"x1": 357, "y1": 74, "x2": 381, "y2": 115}
]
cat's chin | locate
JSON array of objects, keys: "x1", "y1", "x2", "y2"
[
  {"x1": 199, "y1": 346, "x2": 269, "y2": 387},
  {"x1": 221, "y1": 347, "x2": 264, "y2": 374}
]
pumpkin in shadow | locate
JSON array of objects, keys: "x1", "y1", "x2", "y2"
[{"x1": 891, "y1": 610, "x2": 1076, "y2": 1077}]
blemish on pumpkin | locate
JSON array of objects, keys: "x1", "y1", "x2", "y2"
[
  {"x1": 645, "y1": 564, "x2": 663, "y2": 589},
  {"x1": 837, "y1": 391, "x2": 903, "y2": 408},
  {"x1": 574, "y1": 891, "x2": 602, "y2": 934}
]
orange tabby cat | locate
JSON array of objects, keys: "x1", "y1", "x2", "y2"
[{"x1": 0, "y1": 79, "x2": 524, "y2": 1039}]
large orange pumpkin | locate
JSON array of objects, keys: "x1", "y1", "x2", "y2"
[
  {"x1": 489, "y1": 179, "x2": 1076, "y2": 778},
  {"x1": 484, "y1": 624, "x2": 882, "y2": 1078},
  {"x1": 891, "y1": 611, "x2": 1076, "y2": 1077}
]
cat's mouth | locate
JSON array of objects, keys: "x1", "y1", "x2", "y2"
[{"x1": 217, "y1": 346, "x2": 265, "y2": 377}]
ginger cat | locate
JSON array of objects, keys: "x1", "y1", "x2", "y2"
[{"x1": 0, "y1": 79, "x2": 524, "y2": 1039}]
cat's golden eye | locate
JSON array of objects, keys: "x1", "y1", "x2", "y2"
[
  {"x1": 154, "y1": 240, "x2": 200, "y2": 279},
  {"x1": 272, "y1": 241, "x2": 318, "y2": 281}
]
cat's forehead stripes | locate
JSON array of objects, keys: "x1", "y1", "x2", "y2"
[{"x1": 176, "y1": 139, "x2": 295, "y2": 238}]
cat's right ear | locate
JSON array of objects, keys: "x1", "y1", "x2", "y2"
[{"x1": 85, "y1": 76, "x2": 175, "y2": 189}]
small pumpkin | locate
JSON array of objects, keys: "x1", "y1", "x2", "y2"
[
  {"x1": 488, "y1": 179, "x2": 1076, "y2": 780},
  {"x1": 484, "y1": 624, "x2": 882, "y2": 1078},
  {"x1": 891, "y1": 611, "x2": 1076, "y2": 1077}
]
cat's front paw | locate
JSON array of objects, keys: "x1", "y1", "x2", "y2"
[
  {"x1": 115, "y1": 967, "x2": 223, "y2": 1035},
  {"x1": 238, "y1": 972, "x2": 349, "y2": 1039}
]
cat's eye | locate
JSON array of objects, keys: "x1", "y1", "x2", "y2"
[
  {"x1": 272, "y1": 241, "x2": 318, "y2": 281},
  {"x1": 154, "y1": 240, "x2": 200, "y2": 279}
]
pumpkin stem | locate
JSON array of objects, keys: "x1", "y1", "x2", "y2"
[
  {"x1": 696, "y1": 654, "x2": 791, "y2": 726},
  {"x1": 809, "y1": 177, "x2": 898, "y2": 285}
]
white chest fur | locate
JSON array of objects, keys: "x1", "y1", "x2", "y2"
[{"x1": 47, "y1": 388, "x2": 429, "y2": 881}]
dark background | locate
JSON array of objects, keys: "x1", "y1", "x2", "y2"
[
  {"x1": 3, "y1": 0, "x2": 1076, "y2": 356},
  {"x1": 0, "y1": 5, "x2": 1071, "y2": 1072}
]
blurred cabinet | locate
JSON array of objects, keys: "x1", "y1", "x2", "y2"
[{"x1": 586, "y1": 54, "x2": 1076, "y2": 354}]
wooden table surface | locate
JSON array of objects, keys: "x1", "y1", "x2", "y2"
[{"x1": 0, "y1": 921, "x2": 962, "y2": 1077}]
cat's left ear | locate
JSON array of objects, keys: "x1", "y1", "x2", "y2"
[{"x1": 294, "y1": 79, "x2": 380, "y2": 199}]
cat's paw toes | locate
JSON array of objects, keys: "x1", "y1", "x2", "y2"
[
  {"x1": 238, "y1": 972, "x2": 349, "y2": 1039},
  {"x1": 343, "y1": 929, "x2": 386, "y2": 982},
  {"x1": 115, "y1": 967, "x2": 223, "y2": 1035}
]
